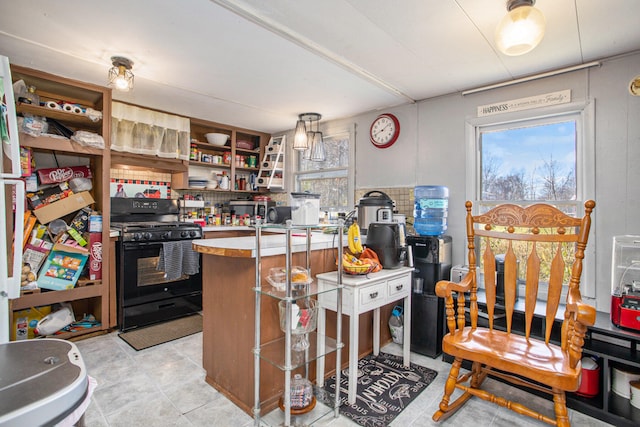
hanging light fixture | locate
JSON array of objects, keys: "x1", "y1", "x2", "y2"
[
  {"x1": 310, "y1": 131, "x2": 326, "y2": 162},
  {"x1": 495, "y1": 0, "x2": 546, "y2": 56},
  {"x1": 108, "y1": 56, "x2": 134, "y2": 92},
  {"x1": 293, "y1": 113, "x2": 321, "y2": 150}
]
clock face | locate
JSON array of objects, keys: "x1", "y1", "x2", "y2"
[{"x1": 369, "y1": 113, "x2": 400, "y2": 148}]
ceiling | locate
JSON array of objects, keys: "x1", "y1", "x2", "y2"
[{"x1": 1, "y1": 1, "x2": 639, "y2": 134}]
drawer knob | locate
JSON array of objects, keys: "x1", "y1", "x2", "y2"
[
  {"x1": 370, "y1": 292, "x2": 378, "y2": 299},
  {"x1": 396, "y1": 285, "x2": 403, "y2": 291}
]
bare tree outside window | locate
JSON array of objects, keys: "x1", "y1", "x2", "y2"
[{"x1": 478, "y1": 120, "x2": 579, "y2": 287}]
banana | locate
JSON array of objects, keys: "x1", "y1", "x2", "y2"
[
  {"x1": 347, "y1": 223, "x2": 356, "y2": 254},
  {"x1": 347, "y1": 222, "x2": 363, "y2": 254},
  {"x1": 353, "y1": 223, "x2": 363, "y2": 253}
]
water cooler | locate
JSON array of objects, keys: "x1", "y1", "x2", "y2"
[{"x1": 408, "y1": 235, "x2": 452, "y2": 358}]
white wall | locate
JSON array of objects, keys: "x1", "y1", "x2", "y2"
[{"x1": 331, "y1": 51, "x2": 640, "y2": 312}]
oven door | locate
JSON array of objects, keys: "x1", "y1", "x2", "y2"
[{"x1": 117, "y1": 240, "x2": 202, "y2": 331}]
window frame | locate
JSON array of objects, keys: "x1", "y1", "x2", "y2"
[{"x1": 465, "y1": 100, "x2": 596, "y2": 298}]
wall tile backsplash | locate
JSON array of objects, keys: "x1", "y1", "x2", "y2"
[{"x1": 110, "y1": 169, "x2": 415, "y2": 226}]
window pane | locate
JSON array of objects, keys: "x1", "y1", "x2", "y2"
[
  {"x1": 480, "y1": 121, "x2": 576, "y2": 202},
  {"x1": 299, "y1": 134, "x2": 349, "y2": 171},
  {"x1": 298, "y1": 176, "x2": 348, "y2": 210}
]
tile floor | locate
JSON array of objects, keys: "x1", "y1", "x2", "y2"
[{"x1": 76, "y1": 331, "x2": 611, "y2": 426}]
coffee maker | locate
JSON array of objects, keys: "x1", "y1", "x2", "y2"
[
  {"x1": 365, "y1": 222, "x2": 406, "y2": 269},
  {"x1": 407, "y1": 235, "x2": 452, "y2": 357}
]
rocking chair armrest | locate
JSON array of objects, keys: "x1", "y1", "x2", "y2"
[
  {"x1": 435, "y1": 273, "x2": 473, "y2": 298},
  {"x1": 568, "y1": 300, "x2": 597, "y2": 327}
]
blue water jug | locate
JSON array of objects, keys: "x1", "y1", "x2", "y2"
[{"x1": 414, "y1": 185, "x2": 449, "y2": 236}]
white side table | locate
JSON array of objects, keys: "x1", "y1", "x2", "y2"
[{"x1": 315, "y1": 267, "x2": 413, "y2": 405}]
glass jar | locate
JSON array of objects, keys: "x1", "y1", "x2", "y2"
[{"x1": 289, "y1": 374, "x2": 313, "y2": 409}]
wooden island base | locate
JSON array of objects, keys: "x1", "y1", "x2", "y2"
[{"x1": 200, "y1": 249, "x2": 396, "y2": 416}]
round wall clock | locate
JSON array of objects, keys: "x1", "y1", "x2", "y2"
[{"x1": 369, "y1": 113, "x2": 400, "y2": 148}]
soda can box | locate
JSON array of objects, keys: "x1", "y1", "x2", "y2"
[
  {"x1": 37, "y1": 165, "x2": 92, "y2": 185},
  {"x1": 89, "y1": 233, "x2": 102, "y2": 280}
]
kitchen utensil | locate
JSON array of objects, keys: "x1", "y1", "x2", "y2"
[
  {"x1": 356, "y1": 190, "x2": 394, "y2": 234},
  {"x1": 205, "y1": 133, "x2": 229, "y2": 146}
]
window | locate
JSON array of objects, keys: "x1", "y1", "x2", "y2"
[
  {"x1": 479, "y1": 116, "x2": 578, "y2": 214},
  {"x1": 294, "y1": 129, "x2": 354, "y2": 212},
  {"x1": 466, "y1": 101, "x2": 595, "y2": 297}
]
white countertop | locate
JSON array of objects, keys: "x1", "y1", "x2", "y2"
[{"x1": 193, "y1": 230, "x2": 344, "y2": 257}]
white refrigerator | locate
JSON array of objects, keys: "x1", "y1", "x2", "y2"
[{"x1": 0, "y1": 54, "x2": 25, "y2": 344}]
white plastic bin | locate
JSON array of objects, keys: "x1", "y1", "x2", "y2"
[{"x1": 290, "y1": 192, "x2": 320, "y2": 225}]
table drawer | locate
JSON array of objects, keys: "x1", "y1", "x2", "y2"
[
  {"x1": 387, "y1": 275, "x2": 410, "y2": 299},
  {"x1": 318, "y1": 284, "x2": 354, "y2": 314},
  {"x1": 359, "y1": 283, "x2": 387, "y2": 309}
]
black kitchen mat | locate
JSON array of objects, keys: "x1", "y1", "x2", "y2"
[{"x1": 315, "y1": 352, "x2": 438, "y2": 426}]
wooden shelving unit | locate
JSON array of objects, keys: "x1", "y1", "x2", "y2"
[{"x1": 9, "y1": 65, "x2": 112, "y2": 340}]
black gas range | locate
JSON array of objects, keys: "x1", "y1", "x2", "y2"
[{"x1": 111, "y1": 198, "x2": 202, "y2": 331}]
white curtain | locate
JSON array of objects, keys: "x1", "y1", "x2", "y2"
[{"x1": 111, "y1": 102, "x2": 190, "y2": 160}]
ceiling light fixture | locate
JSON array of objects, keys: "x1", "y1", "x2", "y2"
[
  {"x1": 294, "y1": 112, "x2": 321, "y2": 151},
  {"x1": 108, "y1": 56, "x2": 134, "y2": 92},
  {"x1": 295, "y1": 113, "x2": 325, "y2": 162},
  {"x1": 629, "y1": 75, "x2": 640, "y2": 96},
  {"x1": 495, "y1": 0, "x2": 545, "y2": 56}
]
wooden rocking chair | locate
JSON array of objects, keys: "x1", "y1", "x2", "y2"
[{"x1": 432, "y1": 200, "x2": 596, "y2": 426}]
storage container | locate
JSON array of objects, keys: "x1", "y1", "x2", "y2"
[
  {"x1": 414, "y1": 185, "x2": 448, "y2": 236},
  {"x1": 290, "y1": 192, "x2": 320, "y2": 225}
]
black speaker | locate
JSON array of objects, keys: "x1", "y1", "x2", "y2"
[{"x1": 267, "y1": 206, "x2": 291, "y2": 224}]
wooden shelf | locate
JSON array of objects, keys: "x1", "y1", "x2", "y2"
[
  {"x1": 19, "y1": 133, "x2": 104, "y2": 156},
  {"x1": 16, "y1": 102, "x2": 102, "y2": 130},
  {"x1": 112, "y1": 152, "x2": 188, "y2": 173},
  {"x1": 12, "y1": 283, "x2": 104, "y2": 311}
]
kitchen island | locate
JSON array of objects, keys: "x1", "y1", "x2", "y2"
[{"x1": 192, "y1": 231, "x2": 397, "y2": 416}]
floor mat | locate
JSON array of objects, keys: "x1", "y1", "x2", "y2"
[
  {"x1": 118, "y1": 314, "x2": 202, "y2": 351},
  {"x1": 315, "y1": 352, "x2": 438, "y2": 426}
]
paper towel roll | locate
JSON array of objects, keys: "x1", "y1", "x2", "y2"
[
  {"x1": 72, "y1": 105, "x2": 83, "y2": 114},
  {"x1": 63, "y1": 103, "x2": 75, "y2": 112},
  {"x1": 45, "y1": 101, "x2": 61, "y2": 110}
]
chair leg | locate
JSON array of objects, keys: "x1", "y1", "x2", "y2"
[
  {"x1": 433, "y1": 357, "x2": 474, "y2": 422},
  {"x1": 552, "y1": 389, "x2": 570, "y2": 427}
]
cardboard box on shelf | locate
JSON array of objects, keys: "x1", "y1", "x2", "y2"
[
  {"x1": 32, "y1": 191, "x2": 95, "y2": 224},
  {"x1": 37, "y1": 165, "x2": 92, "y2": 185},
  {"x1": 12, "y1": 305, "x2": 52, "y2": 340},
  {"x1": 37, "y1": 244, "x2": 89, "y2": 291}
]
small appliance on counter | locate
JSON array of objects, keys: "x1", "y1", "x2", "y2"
[
  {"x1": 611, "y1": 235, "x2": 640, "y2": 331},
  {"x1": 229, "y1": 199, "x2": 275, "y2": 219},
  {"x1": 365, "y1": 222, "x2": 406, "y2": 269},
  {"x1": 290, "y1": 192, "x2": 320, "y2": 225},
  {"x1": 267, "y1": 206, "x2": 292, "y2": 224},
  {"x1": 356, "y1": 190, "x2": 394, "y2": 234}
]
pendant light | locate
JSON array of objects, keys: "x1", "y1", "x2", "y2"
[
  {"x1": 108, "y1": 56, "x2": 134, "y2": 92},
  {"x1": 495, "y1": 0, "x2": 545, "y2": 56},
  {"x1": 293, "y1": 113, "x2": 321, "y2": 151},
  {"x1": 309, "y1": 114, "x2": 325, "y2": 162},
  {"x1": 293, "y1": 116, "x2": 308, "y2": 150}
]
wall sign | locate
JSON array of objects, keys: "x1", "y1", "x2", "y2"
[{"x1": 477, "y1": 90, "x2": 571, "y2": 117}]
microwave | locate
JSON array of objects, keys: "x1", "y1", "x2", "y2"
[{"x1": 228, "y1": 200, "x2": 275, "y2": 218}]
